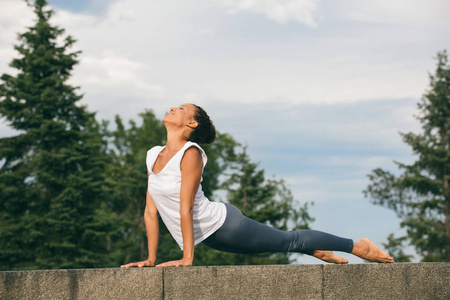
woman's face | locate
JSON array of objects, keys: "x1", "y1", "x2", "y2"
[{"x1": 163, "y1": 103, "x2": 197, "y2": 128}]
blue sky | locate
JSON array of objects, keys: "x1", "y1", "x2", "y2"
[{"x1": 1, "y1": 0, "x2": 449, "y2": 264}]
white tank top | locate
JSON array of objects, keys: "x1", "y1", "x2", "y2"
[{"x1": 146, "y1": 141, "x2": 227, "y2": 249}]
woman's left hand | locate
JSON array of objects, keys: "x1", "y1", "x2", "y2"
[{"x1": 156, "y1": 257, "x2": 193, "y2": 267}]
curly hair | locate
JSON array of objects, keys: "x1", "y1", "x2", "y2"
[{"x1": 188, "y1": 105, "x2": 216, "y2": 144}]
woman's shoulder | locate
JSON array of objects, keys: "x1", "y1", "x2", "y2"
[
  {"x1": 183, "y1": 141, "x2": 203, "y2": 151},
  {"x1": 182, "y1": 141, "x2": 207, "y2": 167}
]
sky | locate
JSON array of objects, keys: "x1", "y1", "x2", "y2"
[{"x1": 1, "y1": 0, "x2": 449, "y2": 264}]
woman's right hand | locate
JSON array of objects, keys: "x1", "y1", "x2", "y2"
[{"x1": 120, "y1": 259, "x2": 155, "y2": 268}]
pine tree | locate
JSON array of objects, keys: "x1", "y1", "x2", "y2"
[
  {"x1": 0, "y1": 0, "x2": 111, "y2": 269},
  {"x1": 364, "y1": 50, "x2": 450, "y2": 262}
]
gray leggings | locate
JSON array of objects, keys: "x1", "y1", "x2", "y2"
[{"x1": 202, "y1": 203, "x2": 353, "y2": 256}]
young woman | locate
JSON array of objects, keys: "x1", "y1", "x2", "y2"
[{"x1": 121, "y1": 104, "x2": 394, "y2": 268}]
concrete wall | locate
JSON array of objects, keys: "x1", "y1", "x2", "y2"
[{"x1": 0, "y1": 263, "x2": 449, "y2": 300}]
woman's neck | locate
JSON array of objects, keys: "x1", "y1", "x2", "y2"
[{"x1": 165, "y1": 131, "x2": 188, "y2": 152}]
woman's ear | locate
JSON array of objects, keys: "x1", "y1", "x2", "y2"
[{"x1": 186, "y1": 120, "x2": 198, "y2": 129}]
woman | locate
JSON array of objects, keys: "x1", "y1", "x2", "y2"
[{"x1": 121, "y1": 104, "x2": 394, "y2": 268}]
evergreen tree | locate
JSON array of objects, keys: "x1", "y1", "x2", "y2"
[
  {"x1": 0, "y1": 0, "x2": 111, "y2": 269},
  {"x1": 364, "y1": 50, "x2": 450, "y2": 262}
]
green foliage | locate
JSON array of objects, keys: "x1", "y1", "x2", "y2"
[
  {"x1": 0, "y1": 0, "x2": 112, "y2": 270},
  {"x1": 364, "y1": 50, "x2": 450, "y2": 262}
]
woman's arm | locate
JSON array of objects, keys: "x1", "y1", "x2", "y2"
[
  {"x1": 144, "y1": 188, "x2": 159, "y2": 264},
  {"x1": 156, "y1": 146, "x2": 203, "y2": 267},
  {"x1": 121, "y1": 172, "x2": 159, "y2": 268}
]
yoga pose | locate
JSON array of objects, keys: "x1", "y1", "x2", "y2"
[{"x1": 121, "y1": 104, "x2": 394, "y2": 268}]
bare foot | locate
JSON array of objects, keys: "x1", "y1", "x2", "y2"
[
  {"x1": 313, "y1": 250, "x2": 349, "y2": 264},
  {"x1": 352, "y1": 238, "x2": 394, "y2": 263}
]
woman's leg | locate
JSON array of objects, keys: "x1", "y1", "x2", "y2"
[
  {"x1": 203, "y1": 204, "x2": 394, "y2": 263},
  {"x1": 203, "y1": 204, "x2": 353, "y2": 256}
]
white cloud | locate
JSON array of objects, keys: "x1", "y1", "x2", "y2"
[
  {"x1": 0, "y1": 0, "x2": 33, "y2": 71},
  {"x1": 10, "y1": 0, "x2": 443, "y2": 112},
  {"x1": 0, "y1": 0, "x2": 32, "y2": 34},
  {"x1": 73, "y1": 51, "x2": 166, "y2": 121},
  {"x1": 78, "y1": 52, "x2": 164, "y2": 98},
  {"x1": 342, "y1": 0, "x2": 449, "y2": 26},
  {"x1": 215, "y1": 0, "x2": 321, "y2": 26},
  {"x1": 2, "y1": 0, "x2": 449, "y2": 113}
]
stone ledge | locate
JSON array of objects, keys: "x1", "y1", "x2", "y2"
[
  {"x1": 0, "y1": 263, "x2": 448, "y2": 300},
  {"x1": 0, "y1": 268, "x2": 163, "y2": 300},
  {"x1": 322, "y1": 263, "x2": 449, "y2": 300}
]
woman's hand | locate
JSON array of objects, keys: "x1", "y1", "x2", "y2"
[
  {"x1": 120, "y1": 259, "x2": 155, "y2": 268},
  {"x1": 156, "y1": 257, "x2": 193, "y2": 268}
]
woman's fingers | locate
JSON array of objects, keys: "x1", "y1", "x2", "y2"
[
  {"x1": 122, "y1": 259, "x2": 192, "y2": 268},
  {"x1": 156, "y1": 259, "x2": 191, "y2": 268},
  {"x1": 121, "y1": 260, "x2": 152, "y2": 268},
  {"x1": 120, "y1": 262, "x2": 137, "y2": 268},
  {"x1": 137, "y1": 261, "x2": 149, "y2": 267},
  {"x1": 156, "y1": 261, "x2": 177, "y2": 267},
  {"x1": 121, "y1": 262, "x2": 139, "y2": 268}
]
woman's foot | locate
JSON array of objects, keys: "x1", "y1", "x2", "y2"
[
  {"x1": 313, "y1": 250, "x2": 349, "y2": 264},
  {"x1": 352, "y1": 238, "x2": 394, "y2": 263}
]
